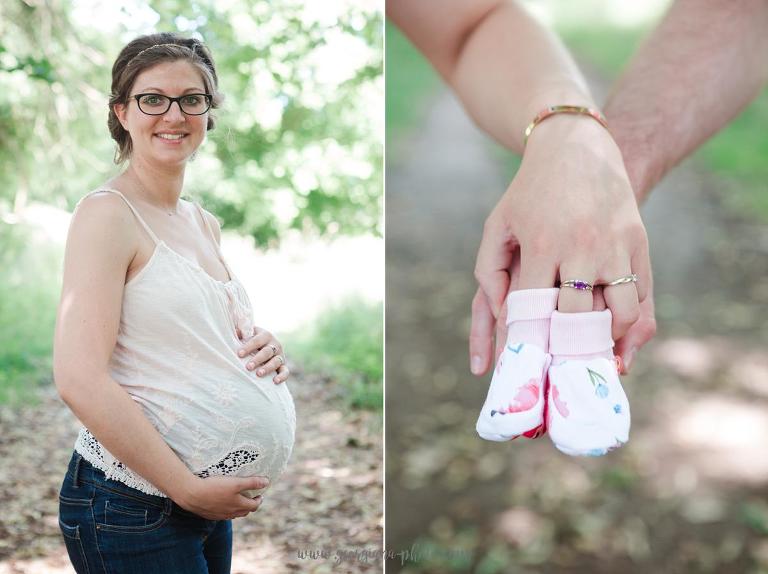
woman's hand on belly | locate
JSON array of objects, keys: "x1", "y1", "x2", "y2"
[
  {"x1": 236, "y1": 325, "x2": 290, "y2": 385},
  {"x1": 175, "y1": 474, "x2": 270, "y2": 520}
]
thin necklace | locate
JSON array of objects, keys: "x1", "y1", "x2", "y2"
[{"x1": 131, "y1": 173, "x2": 180, "y2": 216}]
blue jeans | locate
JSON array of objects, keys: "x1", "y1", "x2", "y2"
[{"x1": 58, "y1": 450, "x2": 232, "y2": 573}]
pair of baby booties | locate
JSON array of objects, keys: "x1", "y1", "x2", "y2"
[{"x1": 475, "y1": 288, "x2": 630, "y2": 456}]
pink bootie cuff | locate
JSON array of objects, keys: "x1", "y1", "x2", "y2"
[
  {"x1": 506, "y1": 288, "x2": 559, "y2": 324},
  {"x1": 549, "y1": 309, "x2": 614, "y2": 355}
]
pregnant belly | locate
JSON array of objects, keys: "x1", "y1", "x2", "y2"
[{"x1": 141, "y1": 376, "x2": 296, "y2": 490}]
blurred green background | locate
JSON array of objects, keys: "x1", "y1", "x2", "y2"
[
  {"x1": 386, "y1": 2, "x2": 768, "y2": 573},
  {"x1": 0, "y1": 0, "x2": 383, "y2": 411}
]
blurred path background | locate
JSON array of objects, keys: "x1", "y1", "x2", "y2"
[{"x1": 385, "y1": 3, "x2": 768, "y2": 572}]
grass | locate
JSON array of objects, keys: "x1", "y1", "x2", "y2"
[
  {"x1": 696, "y1": 94, "x2": 768, "y2": 218},
  {"x1": 288, "y1": 296, "x2": 383, "y2": 411},
  {"x1": 385, "y1": 23, "x2": 440, "y2": 146},
  {"x1": 0, "y1": 222, "x2": 63, "y2": 407}
]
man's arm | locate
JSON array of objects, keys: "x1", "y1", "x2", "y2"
[{"x1": 604, "y1": 0, "x2": 768, "y2": 202}]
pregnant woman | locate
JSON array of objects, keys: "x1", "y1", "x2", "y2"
[{"x1": 52, "y1": 33, "x2": 296, "y2": 572}]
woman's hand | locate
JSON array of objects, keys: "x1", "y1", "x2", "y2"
[
  {"x1": 472, "y1": 116, "x2": 652, "y2": 367},
  {"x1": 594, "y1": 274, "x2": 658, "y2": 374},
  {"x1": 175, "y1": 474, "x2": 269, "y2": 520},
  {"x1": 236, "y1": 326, "x2": 290, "y2": 384},
  {"x1": 470, "y1": 280, "x2": 657, "y2": 376}
]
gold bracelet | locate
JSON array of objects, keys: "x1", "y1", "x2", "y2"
[{"x1": 523, "y1": 105, "x2": 609, "y2": 146}]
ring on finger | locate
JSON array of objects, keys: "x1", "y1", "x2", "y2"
[
  {"x1": 275, "y1": 355, "x2": 284, "y2": 366},
  {"x1": 560, "y1": 279, "x2": 594, "y2": 292},
  {"x1": 602, "y1": 273, "x2": 638, "y2": 287},
  {"x1": 267, "y1": 344, "x2": 278, "y2": 357}
]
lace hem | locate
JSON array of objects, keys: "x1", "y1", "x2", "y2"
[
  {"x1": 73, "y1": 427, "x2": 267, "y2": 498},
  {"x1": 74, "y1": 428, "x2": 169, "y2": 497}
]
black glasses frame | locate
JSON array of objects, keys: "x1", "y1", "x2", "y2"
[{"x1": 131, "y1": 93, "x2": 212, "y2": 116}]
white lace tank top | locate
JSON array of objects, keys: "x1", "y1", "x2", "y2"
[{"x1": 72, "y1": 188, "x2": 296, "y2": 497}]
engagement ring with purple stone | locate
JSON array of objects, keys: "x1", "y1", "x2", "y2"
[{"x1": 560, "y1": 279, "x2": 594, "y2": 292}]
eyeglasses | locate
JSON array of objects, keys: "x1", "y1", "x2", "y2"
[{"x1": 131, "y1": 93, "x2": 212, "y2": 116}]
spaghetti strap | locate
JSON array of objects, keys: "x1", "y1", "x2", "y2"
[
  {"x1": 192, "y1": 202, "x2": 219, "y2": 245},
  {"x1": 192, "y1": 201, "x2": 234, "y2": 278},
  {"x1": 79, "y1": 188, "x2": 161, "y2": 245}
]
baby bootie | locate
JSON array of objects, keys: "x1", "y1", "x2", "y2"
[
  {"x1": 546, "y1": 309, "x2": 631, "y2": 456},
  {"x1": 476, "y1": 288, "x2": 559, "y2": 441}
]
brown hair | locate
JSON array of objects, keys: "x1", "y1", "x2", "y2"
[{"x1": 108, "y1": 33, "x2": 224, "y2": 164}]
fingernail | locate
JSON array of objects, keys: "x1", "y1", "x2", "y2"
[
  {"x1": 247, "y1": 362, "x2": 254, "y2": 369},
  {"x1": 471, "y1": 355, "x2": 482, "y2": 374},
  {"x1": 257, "y1": 369, "x2": 264, "y2": 376},
  {"x1": 238, "y1": 350, "x2": 246, "y2": 357}
]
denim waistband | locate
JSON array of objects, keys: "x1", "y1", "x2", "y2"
[{"x1": 66, "y1": 450, "x2": 204, "y2": 520}]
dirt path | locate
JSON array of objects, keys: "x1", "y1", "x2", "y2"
[
  {"x1": 0, "y1": 370, "x2": 382, "y2": 573},
  {"x1": 386, "y1": 81, "x2": 768, "y2": 573}
]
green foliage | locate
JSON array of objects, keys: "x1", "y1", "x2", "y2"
[
  {"x1": 697, "y1": 88, "x2": 768, "y2": 220},
  {"x1": 559, "y1": 25, "x2": 649, "y2": 78},
  {"x1": 288, "y1": 297, "x2": 382, "y2": 410},
  {"x1": 740, "y1": 500, "x2": 768, "y2": 536},
  {"x1": 0, "y1": 1, "x2": 116, "y2": 206},
  {"x1": 475, "y1": 544, "x2": 514, "y2": 574},
  {"x1": 599, "y1": 465, "x2": 639, "y2": 491},
  {"x1": 0, "y1": 223, "x2": 62, "y2": 406},
  {"x1": 401, "y1": 531, "x2": 476, "y2": 572},
  {"x1": 0, "y1": 43, "x2": 55, "y2": 82},
  {"x1": 0, "y1": 0, "x2": 382, "y2": 245}
]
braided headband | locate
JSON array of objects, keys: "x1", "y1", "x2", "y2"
[{"x1": 130, "y1": 42, "x2": 204, "y2": 64}]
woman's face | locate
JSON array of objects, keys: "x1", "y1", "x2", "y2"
[{"x1": 115, "y1": 60, "x2": 209, "y2": 167}]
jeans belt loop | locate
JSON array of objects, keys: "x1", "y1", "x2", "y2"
[{"x1": 73, "y1": 453, "x2": 83, "y2": 487}]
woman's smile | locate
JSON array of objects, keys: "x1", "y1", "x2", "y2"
[{"x1": 154, "y1": 131, "x2": 189, "y2": 145}]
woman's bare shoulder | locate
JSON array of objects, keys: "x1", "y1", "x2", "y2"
[
  {"x1": 76, "y1": 187, "x2": 125, "y2": 209},
  {"x1": 68, "y1": 190, "x2": 138, "y2": 261}
]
